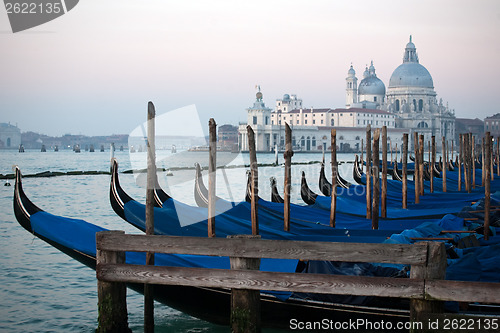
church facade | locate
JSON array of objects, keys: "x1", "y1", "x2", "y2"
[{"x1": 238, "y1": 36, "x2": 455, "y2": 152}]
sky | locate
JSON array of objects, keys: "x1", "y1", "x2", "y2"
[{"x1": 0, "y1": 0, "x2": 499, "y2": 137}]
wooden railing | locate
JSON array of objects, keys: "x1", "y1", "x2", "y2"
[{"x1": 96, "y1": 231, "x2": 500, "y2": 333}]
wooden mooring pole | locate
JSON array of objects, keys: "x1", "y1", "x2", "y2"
[
  {"x1": 402, "y1": 133, "x2": 408, "y2": 209},
  {"x1": 381, "y1": 126, "x2": 387, "y2": 218},
  {"x1": 372, "y1": 128, "x2": 380, "y2": 229},
  {"x1": 431, "y1": 136, "x2": 435, "y2": 193},
  {"x1": 366, "y1": 125, "x2": 372, "y2": 219},
  {"x1": 497, "y1": 136, "x2": 500, "y2": 177},
  {"x1": 228, "y1": 235, "x2": 262, "y2": 333},
  {"x1": 472, "y1": 135, "x2": 476, "y2": 189},
  {"x1": 330, "y1": 129, "x2": 337, "y2": 227},
  {"x1": 284, "y1": 123, "x2": 293, "y2": 232},
  {"x1": 482, "y1": 137, "x2": 485, "y2": 187},
  {"x1": 208, "y1": 119, "x2": 217, "y2": 237},
  {"x1": 419, "y1": 134, "x2": 424, "y2": 196},
  {"x1": 442, "y1": 136, "x2": 447, "y2": 193},
  {"x1": 485, "y1": 132, "x2": 491, "y2": 241},
  {"x1": 247, "y1": 126, "x2": 259, "y2": 235},
  {"x1": 145, "y1": 101, "x2": 156, "y2": 332},
  {"x1": 96, "y1": 230, "x2": 130, "y2": 333},
  {"x1": 458, "y1": 134, "x2": 462, "y2": 192},
  {"x1": 414, "y1": 131, "x2": 420, "y2": 203}
]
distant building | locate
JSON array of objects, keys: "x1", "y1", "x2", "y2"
[
  {"x1": 218, "y1": 124, "x2": 238, "y2": 151},
  {"x1": 0, "y1": 123, "x2": 21, "y2": 149},
  {"x1": 484, "y1": 114, "x2": 500, "y2": 137},
  {"x1": 455, "y1": 118, "x2": 484, "y2": 143}
]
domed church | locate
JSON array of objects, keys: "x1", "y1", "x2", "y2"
[{"x1": 346, "y1": 36, "x2": 455, "y2": 146}]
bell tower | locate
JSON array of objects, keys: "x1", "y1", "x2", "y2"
[{"x1": 345, "y1": 64, "x2": 358, "y2": 108}]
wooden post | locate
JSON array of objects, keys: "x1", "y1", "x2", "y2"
[
  {"x1": 402, "y1": 133, "x2": 408, "y2": 209},
  {"x1": 330, "y1": 129, "x2": 337, "y2": 227},
  {"x1": 497, "y1": 136, "x2": 500, "y2": 177},
  {"x1": 228, "y1": 235, "x2": 261, "y2": 333},
  {"x1": 409, "y1": 242, "x2": 447, "y2": 333},
  {"x1": 283, "y1": 124, "x2": 293, "y2": 232},
  {"x1": 208, "y1": 119, "x2": 217, "y2": 238},
  {"x1": 360, "y1": 138, "x2": 364, "y2": 165},
  {"x1": 395, "y1": 142, "x2": 398, "y2": 165},
  {"x1": 96, "y1": 231, "x2": 131, "y2": 333},
  {"x1": 485, "y1": 132, "x2": 491, "y2": 241},
  {"x1": 414, "y1": 131, "x2": 420, "y2": 204},
  {"x1": 381, "y1": 126, "x2": 387, "y2": 218},
  {"x1": 452, "y1": 139, "x2": 454, "y2": 162},
  {"x1": 247, "y1": 126, "x2": 259, "y2": 235},
  {"x1": 372, "y1": 128, "x2": 380, "y2": 229},
  {"x1": 490, "y1": 135, "x2": 494, "y2": 181},
  {"x1": 390, "y1": 139, "x2": 393, "y2": 166},
  {"x1": 419, "y1": 134, "x2": 424, "y2": 196},
  {"x1": 458, "y1": 134, "x2": 462, "y2": 191},
  {"x1": 145, "y1": 101, "x2": 156, "y2": 332},
  {"x1": 466, "y1": 133, "x2": 471, "y2": 193},
  {"x1": 366, "y1": 125, "x2": 372, "y2": 219},
  {"x1": 442, "y1": 136, "x2": 447, "y2": 193},
  {"x1": 482, "y1": 137, "x2": 485, "y2": 187},
  {"x1": 472, "y1": 135, "x2": 476, "y2": 189},
  {"x1": 431, "y1": 136, "x2": 435, "y2": 193}
]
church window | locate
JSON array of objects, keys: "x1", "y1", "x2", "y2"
[
  {"x1": 292, "y1": 136, "x2": 296, "y2": 146},
  {"x1": 395, "y1": 100, "x2": 400, "y2": 111},
  {"x1": 355, "y1": 136, "x2": 360, "y2": 140},
  {"x1": 374, "y1": 96, "x2": 377, "y2": 102},
  {"x1": 265, "y1": 117, "x2": 269, "y2": 125},
  {"x1": 301, "y1": 136, "x2": 305, "y2": 147},
  {"x1": 339, "y1": 136, "x2": 344, "y2": 140},
  {"x1": 253, "y1": 116, "x2": 257, "y2": 125},
  {"x1": 312, "y1": 137, "x2": 316, "y2": 146},
  {"x1": 419, "y1": 99, "x2": 423, "y2": 111},
  {"x1": 313, "y1": 120, "x2": 315, "y2": 124},
  {"x1": 413, "y1": 99, "x2": 417, "y2": 111},
  {"x1": 321, "y1": 119, "x2": 324, "y2": 124},
  {"x1": 417, "y1": 121, "x2": 428, "y2": 128},
  {"x1": 305, "y1": 120, "x2": 308, "y2": 124},
  {"x1": 297, "y1": 120, "x2": 299, "y2": 125},
  {"x1": 331, "y1": 119, "x2": 334, "y2": 126},
  {"x1": 278, "y1": 120, "x2": 281, "y2": 125}
]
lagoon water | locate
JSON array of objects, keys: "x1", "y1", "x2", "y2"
[{"x1": 0, "y1": 148, "x2": 357, "y2": 332}]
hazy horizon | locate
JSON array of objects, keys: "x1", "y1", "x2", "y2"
[{"x1": 1, "y1": 0, "x2": 499, "y2": 137}]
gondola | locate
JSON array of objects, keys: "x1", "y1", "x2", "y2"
[
  {"x1": 319, "y1": 163, "x2": 351, "y2": 196},
  {"x1": 353, "y1": 155, "x2": 366, "y2": 185},
  {"x1": 392, "y1": 162, "x2": 403, "y2": 182},
  {"x1": 300, "y1": 171, "x2": 318, "y2": 205},
  {"x1": 14, "y1": 167, "x2": 431, "y2": 329},
  {"x1": 193, "y1": 162, "x2": 224, "y2": 208},
  {"x1": 270, "y1": 177, "x2": 284, "y2": 203}
]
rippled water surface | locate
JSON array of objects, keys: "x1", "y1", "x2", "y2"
[{"x1": 0, "y1": 149, "x2": 356, "y2": 332}]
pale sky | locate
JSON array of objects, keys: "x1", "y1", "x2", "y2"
[{"x1": 1, "y1": 0, "x2": 499, "y2": 136}]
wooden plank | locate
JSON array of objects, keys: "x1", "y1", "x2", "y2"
[
  {"x1": 208, "y1": 119, "x2": 217, "y2": 237},
  {"x1": 97, "y1": 264, "x2": 425, "y2": 298},
  {"x1": 426, "y1": 279, "x2": 500, "y2": 303},
  {"x1": 96, "y1": 233, "x2": 429, "y2": 265}
]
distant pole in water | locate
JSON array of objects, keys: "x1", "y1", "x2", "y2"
[
  {"x1": 381, "y1": 126, "x2": 387, "y2": 218},
  {"x1": 283, "y1": 123, "x2": 293, "y2": 232},
  {"x1": 484, "y1": 132, "x2": 491, "y2": 241},
  {"x1": 247, "y1": 125, "x2": 259, "y2": 235},
  {"x1": 402, "y1": 133, "x2": 408, "y2": 209},
  {"x1": 330, "y1": 129, "x2": 337, "y2": 228},
  {"x1": 274, "y1": 144, "x2": 278, "y2": 166},
  {"x1": 365, "y1": 125, "x2": 372, "y2": 219},
  {"x1": 372, "y1": 128, "x2": 380, "y2": 229},
  {"x1": 145, "y1": 101, "x2": 156, "y2": 333},
  {"x1": 442, "y1": 136, "x2": 447, "y2": 193},
  {"x1": 208, "y1": 119, "x2": 217, "y2": 238}
]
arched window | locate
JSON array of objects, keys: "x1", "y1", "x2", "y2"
[
  {"x1": 301, "y1": 136, "x2": 305, "y2": 147},
  {"x1": 413, "y1": 99, "x2": 417, "y2": 111},
  {"x1": 395, "y1": 100, "x2": 400, "y2": 111},
  {"x1": 339, "y1": 136, "x2": 344, "y2": 140},
  {"x1": 265, "y1": 116, "x2": 269, "y2": 125},
  {"x1": 331, "y1": 119, "x2": 334, "y2": 126},
  {"x1": 419, "y1": 99, "x2": 423, "y2": 111},
  {"x1": 312, "y1": 136, "x2": 316, "y2": 146},
  {"x1": 355, "y1": 136, "x2": 360, "y2": 140},
  {"x1": 417, "y1": 121, "x2": 428, "y2": 128}
]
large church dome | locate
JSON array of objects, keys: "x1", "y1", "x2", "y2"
[
  {"x1": 389, "y1": 63, "x2": 433, "y2": 88},
  {"x1": 388, "y1": 36, "x2": 434, "y2": 89}
]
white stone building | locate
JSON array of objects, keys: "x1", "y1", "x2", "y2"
[{"x1": 0, "y1": 123, "x2": 21, "y2": 149}]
